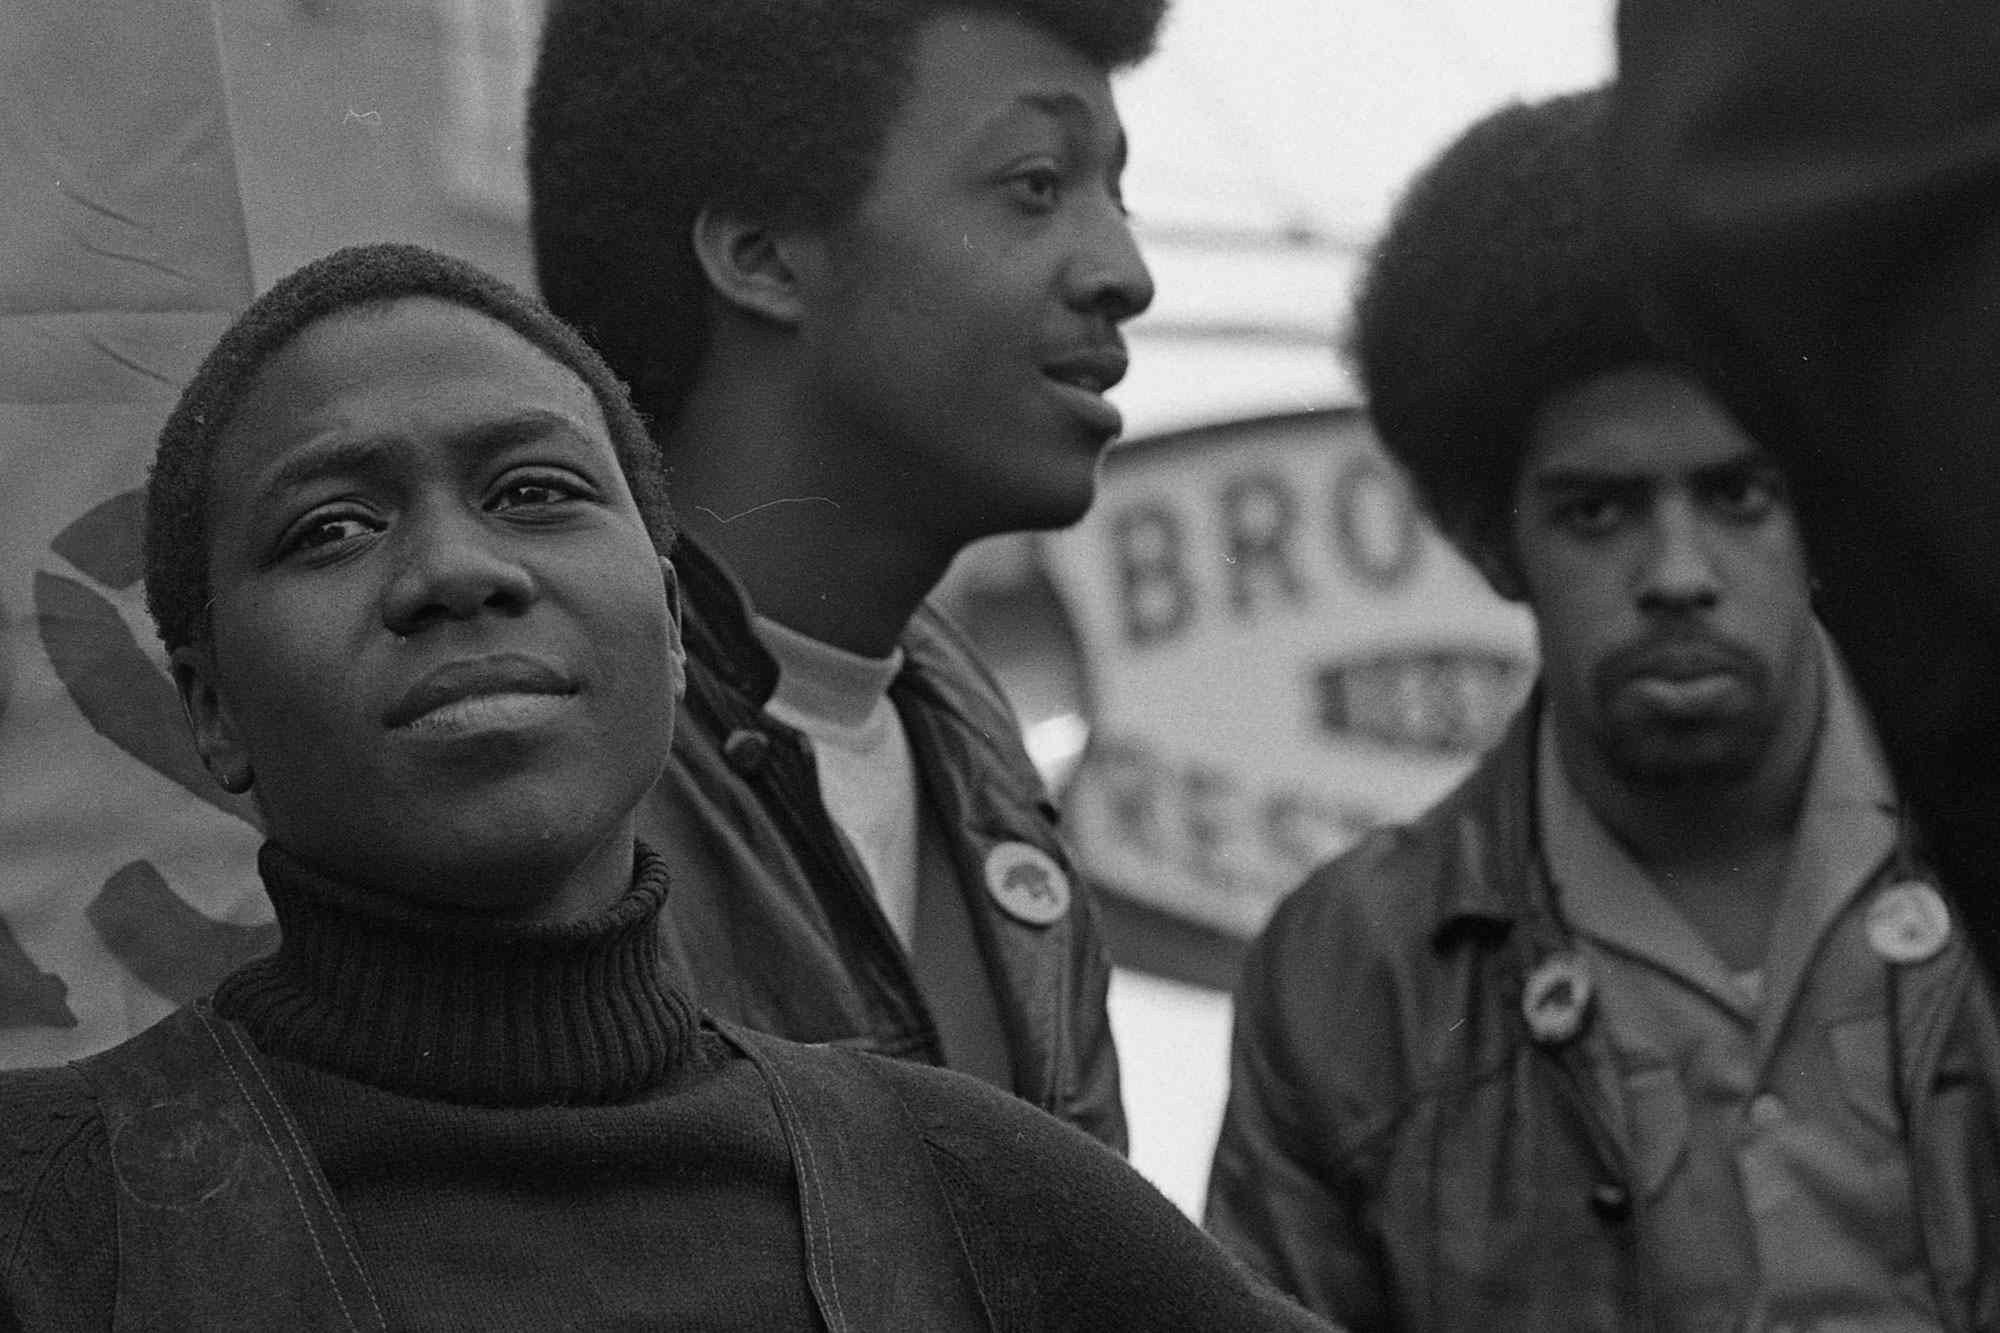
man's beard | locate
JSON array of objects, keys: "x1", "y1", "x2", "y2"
[{"x1": 1588, "y1": 634, "x2": 1779, "y2": 789}]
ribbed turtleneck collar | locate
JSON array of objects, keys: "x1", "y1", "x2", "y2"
[{"x1": 213, "y1": 842, "x2": 696, "y2": 1108}]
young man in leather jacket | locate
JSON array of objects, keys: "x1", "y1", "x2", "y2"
[
  {"x1": 1206, "y1": 90, "x2": 2000, "y2": 1330},
  {"x1": 526, "y1": 0, "x2": 1164, "y2": 1149}
]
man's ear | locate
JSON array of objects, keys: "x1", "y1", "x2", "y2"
[
  {"x1": 659, "y1": 555, "x2": 688, "y2": 703},
  {"x1": 170, "y1": 642, "x2": 253, "y2": 795},
  {"x1": 689, "y1": 206, "x2": 818, "y2": 328}
]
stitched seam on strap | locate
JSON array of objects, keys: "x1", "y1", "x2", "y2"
[
  {"x1": 194, "y1": 1017, "x2": 374, "y2": 1332},
  {"x1": 195, "y1": 1019, "x2": 358, "y2": 1333},
  {"x1": 759, "y1": 1047, "x2": 845, "y2": 1328},
  {"x1": 219, "y1": 1021, "x2": 388, "y2": 1330}
]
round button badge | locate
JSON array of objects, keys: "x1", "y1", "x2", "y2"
[
  {"x1": 983, "y1": 841, "x2": 1071, "y2": 926},
  {"x1": 1865, "y1": 880, "x2": 1952, "y2": 964},
  {"x1": 1522, "y1": 951, "x2": 1594, "y2": 1047}
]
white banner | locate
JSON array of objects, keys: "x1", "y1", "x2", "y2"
[{"x1": 0, "y1": 0, "x2": 268, "y2": 1064}]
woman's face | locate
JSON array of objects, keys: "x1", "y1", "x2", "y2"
[{"x1": 174, "y1": 297, "x2": 681, "y2": 920}]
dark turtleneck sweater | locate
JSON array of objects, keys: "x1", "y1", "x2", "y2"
[
  {"x1": 0, "y1": 846, "x2": 1335, "y2": 1332},
  {"x1": 5, "y1": 844, "x2": 820, "y2": 1331}
]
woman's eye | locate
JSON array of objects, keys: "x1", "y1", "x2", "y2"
[
  {"x1": 492, "y1": 478, "x2": 580, "y2": 510},
  {"x1": 287, "y1": 514, "x2": 373, "y2": 553}
]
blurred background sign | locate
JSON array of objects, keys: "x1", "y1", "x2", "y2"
[{"x1": 1045, "y1": 411, "x2": 1533, "y2": 955}]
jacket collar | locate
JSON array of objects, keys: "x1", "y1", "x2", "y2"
[
  {"x1": 672, "y1": 534, "x2": 1027, "y2": 785},
  {"x1": 1427, "y1": 699, "x2": 1560, "y2": 951},
  {"x1": 671, "y1": 532, "x2": 783, "y2": 709},
  {"x1": 674, "y1": 531, "x2": 956, "y2": 708}
]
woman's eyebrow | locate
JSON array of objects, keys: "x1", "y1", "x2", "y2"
[
  {"x1": 252, "y1": 409, "x2": 596, "y2": 504},
  {"x1": 251, "y1": 434, "x2": 401, "y2": 507},
  {"x1": 440, "y1": 408, "x2": 599, "y2": 461}
]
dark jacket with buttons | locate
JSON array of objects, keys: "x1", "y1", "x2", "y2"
[
  {"x1": 1205, "y1": 705, "x2": 2000, "y2": 1330},
  {"x1": 639, "y1": 536, "x2": 1126, "y2": 1150}
]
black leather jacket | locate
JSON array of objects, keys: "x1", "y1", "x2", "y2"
[{"x1": 639, "y1": 536, "x2": 1127, "y2": 1150}]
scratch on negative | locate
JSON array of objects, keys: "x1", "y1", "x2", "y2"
[
  {"x1": 693, "y1": 496, "x2": 842, "y2": 524},
  {"x1": 86, "y1": 335, "x2": 175, "y2": 388},
  {"x1": 1448, "y1": 1018, "x2": 1466, "y2": 1032},
  {"x1": 78, "y1": 240, "x2": 194, "y2": 285},
  {"x1": 60, "y1": 184, "x2": 142, "y2": 229}
]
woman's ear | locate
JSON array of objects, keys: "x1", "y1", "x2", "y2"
[
  {"x1": 170, "y1": 643, "x2": 253, "y2": 794},
  {"x1": 689, "y1": 206, "x2": 820, "y2": 328}
]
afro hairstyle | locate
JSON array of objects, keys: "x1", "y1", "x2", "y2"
[
  {"x1": 1350, "y1": 86, "x2": 1685, "y2": 593},
  {"x1": 528, "y1": 0, "x2": 1168, "y2": 431},
  {"x1": 144, "y1": 241, "x2": 675, "y2": 653}
]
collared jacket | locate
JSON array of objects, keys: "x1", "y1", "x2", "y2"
[
  {"x1": 1205, "y1": 707, "x2": 2000, "y2": 1330},
  {"x1": 639, "y1": 536, "x2": 1125, "y2": 1149}
]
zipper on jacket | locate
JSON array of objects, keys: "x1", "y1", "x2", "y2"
[
  {"x1": 893, "y1": 666, "x2": 1078, "y2": 1114},
  {"x1": 749, "y1": 722, "x2": 950, "y2": 1066}
]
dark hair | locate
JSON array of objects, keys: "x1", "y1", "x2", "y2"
[
  {"x1": 528, "y1": 0, "x2": 1168, "y2": 430},
  {"x1": 1350, "y1": 87, "x2": 1681, "y2": 586},
  {"x1": 145, "y1": 241, "x2": 674, "y2": 653}
]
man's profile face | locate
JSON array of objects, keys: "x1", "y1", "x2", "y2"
[
  {"x1": 1511, "y1": 365, "x2": 1820, "y2": 789},
  {"x1": 793, "y1": 9, "x2": 1155, "y2": 541},
  {"x1": 175, "y1": 297, "x2": 682, "y2": 917}
]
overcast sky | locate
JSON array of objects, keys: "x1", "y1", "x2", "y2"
[{"x1": 1118, "y1": 0, "x2": 1617, "y2": 243}]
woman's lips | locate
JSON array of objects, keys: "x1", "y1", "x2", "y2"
[{"x1": 384, "y1": 654, "x2": 576, "y2": 732}]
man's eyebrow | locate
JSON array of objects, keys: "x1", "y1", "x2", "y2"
[
  {"x1": 1019, "y1": 90, "x2": 1090, "y2": 117},
  {"x1": 988, "y1": 93, "x2": 1127, "y2": 180},
  {"x1": 1691, "y1": 453, "x2": 1785, "y2": 484},
  {"x1": 1529, "y1": 448, "x2": 1782, "y2": 495},
  {"x1": 1528, "y1": 467, "x2": 1650, "y2": 492},
  {"x1": 993, "y1": 91, "x2": 1111, "y2": 143}
]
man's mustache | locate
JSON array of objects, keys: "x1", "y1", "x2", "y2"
[{"x1": 1594, "y1": 633, "x2": 1767, "y2": 695}]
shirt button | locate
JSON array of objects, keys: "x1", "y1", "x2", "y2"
[
  {"x1": 1749, "y1": 1093, "x2": 1786, "y2": 1127},
  {"x1": 723, "y1": 728, "x2": 773, "y2": 776},
  {"x1": 1588, "y1": 1182, "x2": 1631, "y2": 1223}
]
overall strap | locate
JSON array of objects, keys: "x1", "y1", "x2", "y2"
[
  {"x1": 75, "y1": 1003, "x2": 387, "y2": 1332},
  {"x1": 721, "y1": 1023, "x2": 992, "y2": 1332}
]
